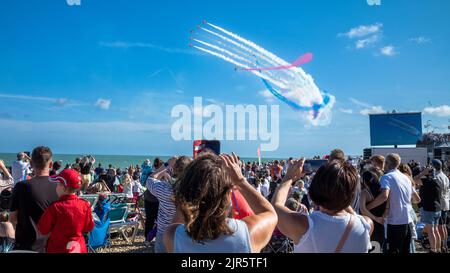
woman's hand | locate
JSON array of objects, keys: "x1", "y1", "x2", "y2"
[
  {"x1": 220, "y1": 153, "x2": 246, "y2": 187},
  {"x1": 283, "y1": 158, "x2": 305, "y2": 182},
  {"x1": 167, "y1": 156, "x2": 178, "y2": 169}
]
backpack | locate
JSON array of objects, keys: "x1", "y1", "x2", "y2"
[{"x1": 0, "y1": 189, "x2": 12, "y2": 211}]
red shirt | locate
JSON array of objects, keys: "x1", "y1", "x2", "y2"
[
  {"x1": 231, "y1": 190, "x2": 254, "y2": 220},
  {"x1": 38, "y1": 194, "x2": 94, "y2": 253}
]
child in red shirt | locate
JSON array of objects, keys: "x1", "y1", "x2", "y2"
[{"x1": 38, "y1": 169, "x2": 94, "y2": 253}]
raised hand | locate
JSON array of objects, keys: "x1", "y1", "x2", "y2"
[
  {"x1": 283, "y1": 158, "x2": 305, "y2": 182},
  {"x1": 220, "y1": 152, "x2": 246, "y2": 186},
  {"x1": 167, "y1": 156, "x2": 178, "y2": 169}
]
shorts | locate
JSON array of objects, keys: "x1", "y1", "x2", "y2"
[
  {"x1": 421, "y1": 209, "x2": 441, "y2": 226},
  {"x1": 439, "y1": 211, "x2": 448, "y2": 225}
]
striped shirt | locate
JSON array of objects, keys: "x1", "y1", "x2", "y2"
[{"x1": 146, "y1": 177, "x2": 176, "y2": 238}]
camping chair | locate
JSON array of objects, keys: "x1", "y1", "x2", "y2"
[
  {"x1": 108, "y1": 205, "x2": 139, "y2": 244},
  {"x1": 80, "y1": 194, "x2": 99, "y2": 210},
  {"x1": 86, "y1": 218, "x2": 111, "y2": 253},
  {"x1": 108, "y1": 193, "x2": 127, "y2": 204}
]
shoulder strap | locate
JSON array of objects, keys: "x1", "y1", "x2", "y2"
[{"x1": 334, "y1": 215, "x2": 354, "y2": 253}]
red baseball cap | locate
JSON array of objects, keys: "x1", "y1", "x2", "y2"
[{"x1": 50, "y1": 169, "x2": 82, "y2": 189}]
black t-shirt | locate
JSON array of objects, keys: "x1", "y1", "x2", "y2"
[
  {"x1": 419, "y1": 176, "x2": 442, "y2": 212},
  {"x1": 79, "y1": 162, "x2": 93, "y2": 175},
  {"x1": 10, "y1": 176, "x2": 59, "y2": 250},
  {"x1": 94, "y1": 167, "x2": 104, "y2": 176}
]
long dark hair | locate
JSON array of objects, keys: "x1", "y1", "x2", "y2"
[{"x1": 173, "y1": 153, "x2": 233, "y2": 242}]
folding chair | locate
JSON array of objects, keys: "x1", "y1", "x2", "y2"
[
  {"x1": 108, "y1": 205, "x2": 139, "y2": 244},
  {"x1": 87, "y1": 218, "x2": 111, "y2": 253},
  {"x1": 80, "y1": 194, "x2": 99, "y2": 210}
]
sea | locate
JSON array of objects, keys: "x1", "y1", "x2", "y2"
[{"x1": 0, "y1": 153, "x2": 277, "y2": 169}]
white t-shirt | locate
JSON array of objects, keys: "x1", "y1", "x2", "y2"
[
  {"x1": 260, "y1": 178, "x2": 270, "y2": 198},
  {"x1": 11, "y1": 160, "x2": 29, "y2": 184},
  {"x1": 132, "y1": 180, "x2": 145, "y2": 194},
  {"x1": 294, "y1": 211, "x2": 372, "y2": 253},
  {"x1": 122, "y1": 183, "x2": 133, "y2": 198},
  {"x1": 436, "y1": 171, "x2": 449, "y2": 211},
  {"x1": 380, "y1": 169, "x2": 415, "y2": 225}
]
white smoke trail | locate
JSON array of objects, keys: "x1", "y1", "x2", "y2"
[
  {"x1": 193, "y1": 45, "x2": 289, "y2": 89},
  {"x1": 200, "y1": 27, "x2": 288, "y2": 73},
  {"x1": 194, "y1": 28, "x2": 292, "y2": 85},
  {"x1": 192, "y1": 39, "x2": 254, "y2": 66},
  {"x1": 207, "y1": 22, "x2": 292, "y2": 67},
  {"x1": 191, "y1": 21, "x2": 335, "y2": 126}
]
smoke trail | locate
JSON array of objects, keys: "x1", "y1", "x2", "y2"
[
  {"x1": 191, "y1": 21, "x2": 335, "y2": 126},
  {"x1": 194, "y1": 28, "x2": 292, "y2": 86},
  {"x1": 205, "y1": 22, "x2": 302, "y2": 79},
  {"x1": 207, "y1": 22, "x2": 289, "y2": 66},
  {"x1": 193, "y1": 45, "x2": 289, "y2": 89},
  {"x1": 199, "y1": 27, "x2": 290, "y2": 74},
  {"x1": 192, "y1": 39, "x2": 254, "y2": 66}
]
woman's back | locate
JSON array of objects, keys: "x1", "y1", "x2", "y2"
[
  {"x1": 294, "y1": 211, "x2": 371, "y2": 253},
  {"x1": 173, "y1": 218, "x2": 252, "y2": 253}
]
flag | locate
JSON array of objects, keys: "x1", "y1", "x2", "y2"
[{"x1": 257, "y1": 147, "x2": 261, "y2": 165}]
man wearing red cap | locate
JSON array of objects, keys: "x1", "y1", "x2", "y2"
[{"x1": 38, "y1": 169, "x2": 94, "y2": 253}]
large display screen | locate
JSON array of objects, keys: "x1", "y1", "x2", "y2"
[{"x1": 370, "y1": 113, "x2": 423, "y2": 146}]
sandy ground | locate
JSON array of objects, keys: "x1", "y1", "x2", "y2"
[{"x1": 101, "y1": 225, "x2": 427, "y2": 253}]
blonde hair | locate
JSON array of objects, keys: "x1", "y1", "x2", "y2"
[
  {"x1": 385, "y1": 154, "x2": 401, "y2": 170},
  {"x1": 122, "y1": 174, "x2": 132, "y2": 185},
  {"x1": 370, "y1": 155, "x2": 385, "y2": 168}
]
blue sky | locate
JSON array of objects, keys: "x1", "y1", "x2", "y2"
[{"x1": 0, "y1": 0, "x2": 449, "y2": 158}]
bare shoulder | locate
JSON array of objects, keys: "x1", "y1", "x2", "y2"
[{"x1": 163, "y1": 223, "x2": 182, "y2": 253}]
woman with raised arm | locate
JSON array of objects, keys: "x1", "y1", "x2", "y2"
[
  {"x1": 272, "y1": 158, "x2": 374, "y2": 253},
  {"x1": 164, "y1": 152, "x2": 277, "y2": 253}
]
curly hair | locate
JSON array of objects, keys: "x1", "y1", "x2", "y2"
[{"x1": 173, "y1": 153, "x2": 233, "y2": 242}]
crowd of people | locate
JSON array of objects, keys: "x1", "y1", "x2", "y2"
[{"x1": 0, "y1": 146, "x2": 449, "y2": 253}]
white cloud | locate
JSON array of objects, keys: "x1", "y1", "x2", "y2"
[
  {"x1": 410, "y1": 37, "x2": 431, "y2": 44},
  {"x1": 350, "y1": 98, "x2": 386, "y2": 115},
  {"x1": 66, "y1": 0, "x2": 81, "y2": 6},
  {"x1": 380, "y1": 46, "x2": 397, "y2": 56},
  {"x1": 350, "y1": 98, "x2": 372, "y2": 108},
  {"x1": 258, "y1": 89, "x2": 276, "y2": 103},
  {"x1": 94, "y1": 98, "x2": 111, "y2": 110},
  {"x1": 339, "y1": 108, "x2": 354, "y2": 114},
  {"x1": 355, "y1": 35, "x2": 380, "y2": 49},
  {"x1": 424, "y1": 105, "x2": 450, "y2": 117},
  {"x1": 360, "y1": 106, "x2": 386, "y2": 115},
  {"x1": 339, "y1": 23, "x2": 383, "y2": 38},
  {"x1": 0, "y1": 118, "x2": 169, "y2": 134},
  {"x1": 99, "y1": 41, "x2": 200, "y2": 55}
]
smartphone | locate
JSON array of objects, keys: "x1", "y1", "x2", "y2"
[
  {"x1": 193, "y1": 140, "x2": 221, "y2": 159},
  {"x1": 303, "y1": 163, "x2": 313, "y2": 174}
]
